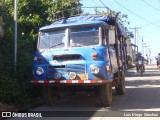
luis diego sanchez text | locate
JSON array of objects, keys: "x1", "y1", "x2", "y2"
[{"x1": 124, "y1": 112, "x2": 159, "y2": 117}]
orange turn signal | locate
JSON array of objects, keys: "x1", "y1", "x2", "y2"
[
  {"x1": 92, "y1": 53, "x2": 98, "y2": 57},
  {"x1": 92, "y1": 53, "x2": 98, "y2": 60}
]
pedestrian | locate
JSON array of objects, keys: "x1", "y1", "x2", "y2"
[{"x1": 157, "y1": 53, "x2": 160, "y2": 67}]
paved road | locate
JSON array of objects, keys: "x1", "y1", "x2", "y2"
[{"x1": 8, "y1": 65, "x2": 160, "y2": 120}]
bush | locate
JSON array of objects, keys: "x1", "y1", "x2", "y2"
[
  {"x1": 0, "y1": 0, "x2": 82, "y2": 108},
  {"x1": 0, "y1": 75, "x2": 30, "y2": 107}
]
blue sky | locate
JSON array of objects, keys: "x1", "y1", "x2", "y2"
[{"x1": 81, "y1": 0, "x2": 160, "y2": 63}]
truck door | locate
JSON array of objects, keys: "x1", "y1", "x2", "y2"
[{"x1": 107, "y1": 26, "x2": 118, "y2": 73}]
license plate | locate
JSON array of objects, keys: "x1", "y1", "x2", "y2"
[{"x1": 77, "y1": 74, "x2": 88, "y2": 80}]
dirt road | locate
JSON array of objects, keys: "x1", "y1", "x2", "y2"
[{"x1": 8, "y1": 65, "x2": 160, "y2": 120}]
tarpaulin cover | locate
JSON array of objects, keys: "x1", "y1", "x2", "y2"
[
  {"x1": 53, "y1": 15, "x2": 115, "y2": 25},
  {"x1": 53, "y1": 15, "x2": 126, "y2": 36}
]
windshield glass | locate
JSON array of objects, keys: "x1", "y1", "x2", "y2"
[
  {"x1": 69, "y1": 26, "x2": 99, "y2": 47},
  {"x1": 39, "y1": 28, "x2": 65, "y2": 49}
]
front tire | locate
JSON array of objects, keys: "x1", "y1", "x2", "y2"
[
  {"x1": 42, "y1": 86, "x2": 57, "y2": 105},
  {"x1": 99, "y1": 82, "x2": 112, "y2": 107},
  {"x1": 115, "y1": 71, "x2": 126, "y2": 95},
  {"x1": 140, "y1": 67, "x2": 143, "y2": 76}
]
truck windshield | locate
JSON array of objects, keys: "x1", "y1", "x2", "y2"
[
  {"x1": 38, "y1": 25, "x2": 100, "y2": 49},
  {"x1": 69, "y1": 26, "x2": 99, "y2": 47},
  {"x1": 39, "y1": 28, "x2": 65, "y2": 49}
]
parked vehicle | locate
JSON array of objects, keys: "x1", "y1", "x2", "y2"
[
  {"x1": 32, "y1": 15, "x2": 128, "y2": 106},
  {"x1": 156, "y1": 53, "x2": 160, "y2": 69}
]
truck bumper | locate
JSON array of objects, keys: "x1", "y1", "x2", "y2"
[{"x1": 31, "y1": 80, "x2": 108, "y2": 84}]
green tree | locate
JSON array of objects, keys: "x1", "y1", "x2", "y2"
[
  {"x1": 0, "y1": 0, "x2": 82, "y2": 107},
  {"x1": 46, "y1": 0, "x2": 82, "y2": 21}
]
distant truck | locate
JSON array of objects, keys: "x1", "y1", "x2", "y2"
[{"x1": 32, "y1": 15, "x2": 127, "y2": 106}]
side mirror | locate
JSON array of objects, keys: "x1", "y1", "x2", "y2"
[{"x1": 108, "y1": 26, "x2": 115, "y2": 45}]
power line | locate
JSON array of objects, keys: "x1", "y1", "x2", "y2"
[
  {"x1": 141, "y1": 0, "x2": 160, "y2": 12},
  {"x1": 98, "y1": 0, "x2": 112, "y2": 12},
  {"x1": 141, "y1": 19, "x2": 160, "y2": 28},
  {"x1": 112, "y1": 0, "x2": 160, "y2": 28},
  {"x1": 93, "y1": 0, "x2": 104, "y2": 11}
]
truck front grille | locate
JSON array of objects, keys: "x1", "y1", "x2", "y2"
[
  {"x1": 66, "y1": 64, "x2": 85, "y2": 73},
  {"x1": 53, "y1": 54, "x2": 81, "y2": 61},
  {"x1": 48, "y1": 64, "x2": 85, "y2": 79}
]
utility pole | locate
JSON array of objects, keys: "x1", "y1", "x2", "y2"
[
  {"x1": 14, "y1": 0, "x2": 18, "y2": 73},
  {"x1": 130, "y1": 27, "x2": 141, "y2": 52},
  {"x1": 146, "y1": 46, "x2": 151, "y2": 64},
  {"x1": 144, "y1": 43, "x2": 146, "y2": 55},
  {"x1": 142, "y1": 37, "x2": 144, "y2": 56},
  {"x1": 148, "y1": 47, "x2": 152, "y2": 64},
  {"x1": 130, "y1": 27, "x2": 141, "y2": 63},
  {"x1": 146, "y1": 46, "x2": 150, "y2": 56}
]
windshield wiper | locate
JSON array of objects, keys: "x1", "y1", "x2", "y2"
[
  {"x1": 40, "y1": 43, "x2": 64, "y2": 53},
  {"x1": 50, "y1": 43, "x2": 64, "y2": 48},
  {"x1": 70, "y1": 44, "x2": 83, "y2": 47}
]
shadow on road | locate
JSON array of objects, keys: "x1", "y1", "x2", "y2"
[
  {"x1": 110, "y1": 87, "x2": 160, "y2": 111},
  {"x1": 11, "y1": 64, "x2": 160, "y2": 119},
  {"x1": 110, "y1": 64, "x2": 160, "y2": 111},
  {"x1": 36, "y1": 65, "x2": 160, "y2": 109}
]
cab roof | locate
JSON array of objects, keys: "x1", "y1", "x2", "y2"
[
  {"x1": 39, "y1": 20, "x2": 106, "y2": 31},
  {"x1": 39, "y1": 15, "x2": 126, "y2": 36}
]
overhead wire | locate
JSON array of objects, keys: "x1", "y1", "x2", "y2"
[
  {"x1": 93, "y1": 0, "x2": 105, "y2": 12},
  {"x1": 112, "y1": 0, "x2": 160, "y2": 28},
  {"x1": 141, "y1": 19, "x2": 160, "y2": 28},
  {"x1": 98, "y1": 0, "x2": 112, "y2": 13},
  {"x1": 140, "y1": 0, "x2": 160, "y2": 29},
  {"x1": 96, "y1": 0, "x2": 148, "y2": 51},
  {"x1": 98, "y1": 0, "x2": 132, "y2": 34},
  {"x1": 141, "y1": 0, "x2": 160, "y2": 12},
  {"x1": 82, "y1": 0, "x2": 109, "y2": 14}
]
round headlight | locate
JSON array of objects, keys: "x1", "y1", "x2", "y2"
[
  {"x1": 90, "y1": 65, "x2": 99, "y2": 74},
  {"x1": 54, "y1": 72, "x2": 61, "y2": 80},
  {"x1": 36, "y1": 67, "x2": 44, "y2": 75},
  {"x1": 69, "y1": 72, "x2": 76, "y2": 80}
]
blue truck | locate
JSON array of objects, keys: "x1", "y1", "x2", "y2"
[{"x1": 32, "y1": 15, "x2": 127, "y2": 106}]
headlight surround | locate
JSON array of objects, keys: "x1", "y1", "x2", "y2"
[
  {"x1": 54, "y1": 72, "x2": 61, "y2": 80},
  {"x1": 36, "y1": 67, "x2": 44, "y2": 75},
  {"x1": 69, "y1": 72, "x2": 76, "y2": 80},
  {"x1": 90, "y1": 65, "x2": 100, "y2": 74}
]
